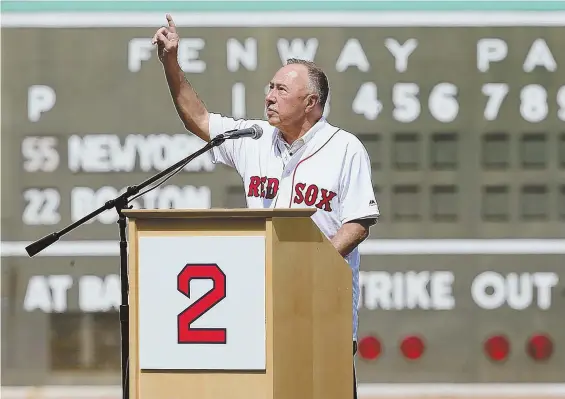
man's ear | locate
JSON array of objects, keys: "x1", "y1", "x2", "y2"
[{"x1": 305, "y1": 94, "x2": 319, "y2": 113}]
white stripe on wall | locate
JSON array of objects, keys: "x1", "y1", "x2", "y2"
[
  {"x1": 2, "y1": 11, "x2": 565, "y2": 28},
  {"x1": 2, "y1": 384, "x2": 565, "y2": 398},
  {"x1": 2, "y1": 239, "x2": 565, "y2": 257}
]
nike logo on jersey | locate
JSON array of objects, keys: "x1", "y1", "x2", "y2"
[
  {"x1": 247, "y1": 176, "x2": 279, "y2": 199},
  {"x1": 293, "y1": 183, "x2": 337, "y2": 212}
]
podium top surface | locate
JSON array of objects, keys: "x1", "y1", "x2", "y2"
[{"x1": 122, "y1": 208, "x2": 316, "y2": 219}]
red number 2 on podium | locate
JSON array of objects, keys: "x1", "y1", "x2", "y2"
[{"x1": 177, "y1": 263, "x2": 227, "y2": 344}]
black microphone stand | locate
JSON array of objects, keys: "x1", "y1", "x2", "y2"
[{"x1": 25, "y1": 133, "x2": 228, "y2": 399}]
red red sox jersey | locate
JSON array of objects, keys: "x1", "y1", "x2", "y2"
[{"x1": 208, "y1": 112, "x2": 380, "y2": 339}]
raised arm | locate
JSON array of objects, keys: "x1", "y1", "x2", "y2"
[{"x1": 152, "y1": 14, "x2": 211, "y2": 142}]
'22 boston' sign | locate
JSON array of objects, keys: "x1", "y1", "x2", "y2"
[{"x1": 177, "y1": 263, "x2": 228, "y2": 344}]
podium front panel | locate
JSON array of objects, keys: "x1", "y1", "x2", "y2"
[{"x1": 137, "y1": 235, "x2": 266, "y2": 371}]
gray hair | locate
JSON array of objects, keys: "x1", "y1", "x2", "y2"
[{"x1": 286, "y1": 58, "x2": 329, "y2": 110}]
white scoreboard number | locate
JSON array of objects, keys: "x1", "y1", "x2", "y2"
[
  {"x1": 348, "y1": 82, "x2": 565, "y2": 124},
  {"x1": 353, "y1": 82, "x2": 459, "y2": 123},
  {"x1": 483, "y1": 83, "x2": 565, "y2": 123},
  {"x1": 22, "y1": 188, "x2": 61, "y2": 226},
  {"x1": 21, "y1": 136, "x2": 59, "y2": 172}
]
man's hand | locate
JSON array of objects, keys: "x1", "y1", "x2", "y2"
[{"x1": 152, "y1": 14, "x2": 180, "y2": 63}]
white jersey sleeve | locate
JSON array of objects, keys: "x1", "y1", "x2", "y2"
[
  {"x1": 339, "y1": 138, "x2": 380, "y2": 224},
  {"x1": 207, "y1": 112, "x2": 259, "y2": 174}
]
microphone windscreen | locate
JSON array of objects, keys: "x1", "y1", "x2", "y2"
[{"x1": 252, "y1": 124, "x2": 263, "y2": 139}]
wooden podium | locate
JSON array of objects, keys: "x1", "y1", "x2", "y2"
[{"x1": 123, "y1": 208, "x2": 353, "y2": 399}]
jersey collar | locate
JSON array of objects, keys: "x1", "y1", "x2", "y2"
[{"x1": 275, "y1": 117, "x2": 327, "y2": 155}]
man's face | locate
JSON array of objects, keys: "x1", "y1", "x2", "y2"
[{"x1": 265, "y1": 64, "x2": 313, "y2": 130}]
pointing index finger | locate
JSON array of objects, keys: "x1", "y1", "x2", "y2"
[{"x1": 166, "y1": 14, "x2": 177, "y2": 32}]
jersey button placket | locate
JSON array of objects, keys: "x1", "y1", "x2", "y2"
[
  {"x1": 278, "y1": 166, "x2": 291, "y2": 207},
  {"x1": 278, "y1": 139, "x2": 306, "y2": 207}
]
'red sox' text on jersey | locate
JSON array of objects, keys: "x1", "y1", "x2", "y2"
[{"x1": 247, "y1": 176, "x2": 337, "y2": 212}]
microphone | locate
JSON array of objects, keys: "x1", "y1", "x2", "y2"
[{"x1": 222, "y1": 124, "x2": 263, "y2": 140}]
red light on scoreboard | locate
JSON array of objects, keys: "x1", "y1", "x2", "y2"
[
  {"x1": 358, "y1": 335, "x2": 381, "y2": 361},
  {"x1": 484, "y1": 334, "x2": 510, "y2": 362},
  {"x1": 526, "y1": 334, "x2": 553, "y2": 361},
  {"x1": 400, "y1": 335, "x2": 425, "y2": 360}
]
